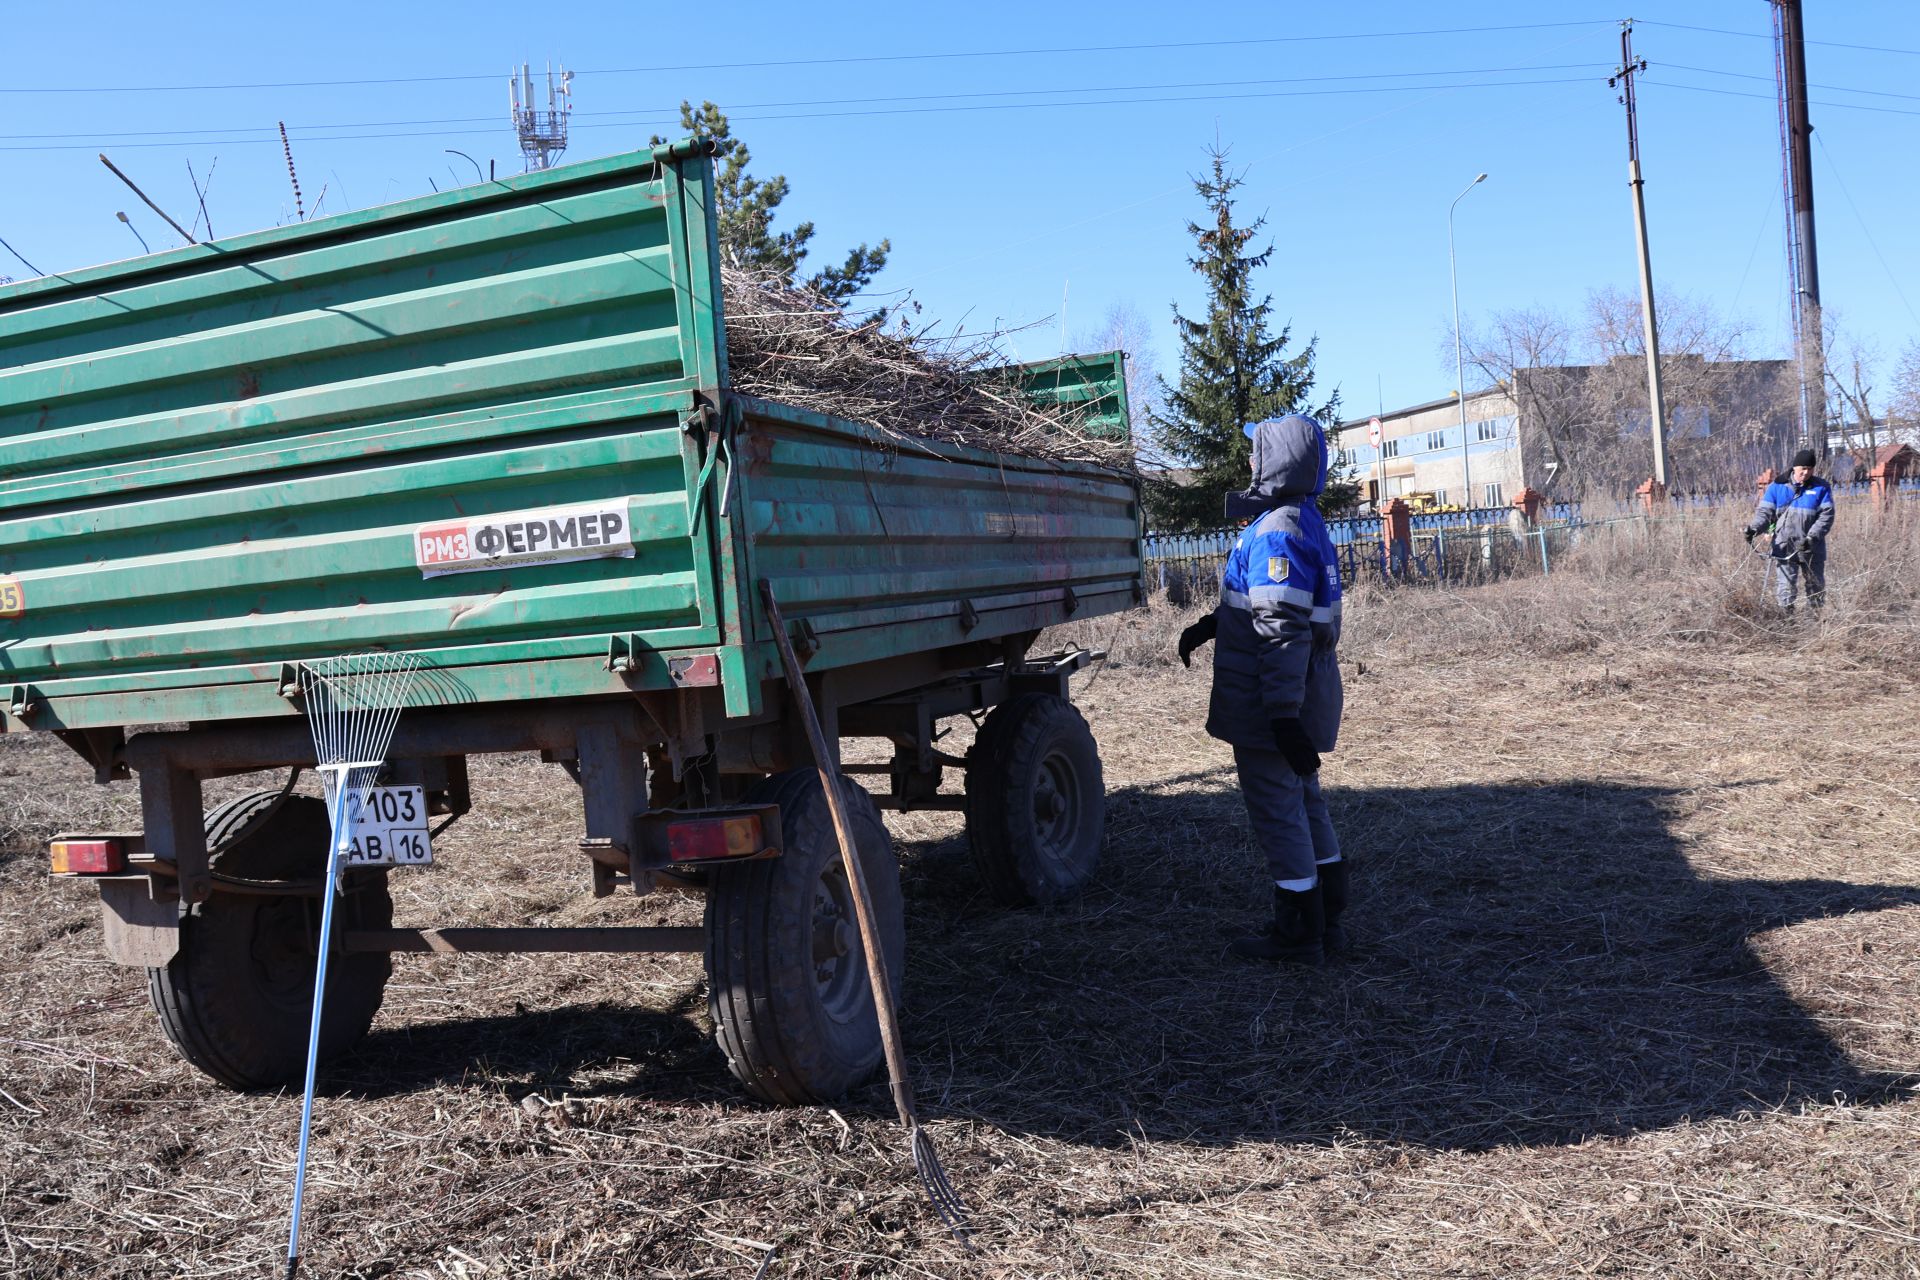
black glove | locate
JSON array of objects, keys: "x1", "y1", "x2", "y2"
[
  {"x1": 1743, "y1": 527, "x2": 1756, "y2": 545},
  {"x1": 1270, "y1": 717, "x2": 1321, "y2": 778},
  {"x1": 1177, "y1": 615, "x2": 1217, "y2": 668}
]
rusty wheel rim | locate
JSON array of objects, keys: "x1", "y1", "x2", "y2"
[{"x1": 812, "y1": 860, "x2": 864, "y2": 1022}]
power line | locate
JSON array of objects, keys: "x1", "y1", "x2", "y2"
[
  {"x1": 1638, "y1": 19, "x2": 1920, "y2": 58},
  {"x1": 1642, "y1": 76, "x2": 1920, "y2": 119},
  {"x1": 0, "y1": 234, "x2": 43, "y2": 276},
  {"x1": 0, "y1": 74, "x2": 1602, "y2": 153},
  {"x1": 1813, "y1": 131, "x2": 1920, "y2": 329},
  {"x1": 0, "y1": 20, "x2": 1619, "y2": 95},
  {"x1": 872, "y1": 23, "x2": 1613, "y2": 299},
  {"x1": 1660, "y1": 60, "x2": 1920, "y2": 103},
  {"x1": 0, "y1": 61, "x2": 1616, "y2": 143}
]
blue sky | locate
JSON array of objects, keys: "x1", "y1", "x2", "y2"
[{"x1": 6, "y1": 1, "x2": 1918, "y2": 425}]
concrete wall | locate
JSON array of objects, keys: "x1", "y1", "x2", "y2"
[{"x1": 1339, "y1": 391, "x2": 1525, "y2": 509}]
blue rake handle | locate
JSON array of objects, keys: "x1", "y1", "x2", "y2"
[{"x1": 284, "y1": 768, "x2": 354, "y2": 1279}]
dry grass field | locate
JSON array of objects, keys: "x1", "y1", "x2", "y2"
[{"x1": 3, "y1": 508, "x2": 1917, "y2": 1278}]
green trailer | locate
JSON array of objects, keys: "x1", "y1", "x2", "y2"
[{"x1": 1, "y1": 140, "x2": 1142, "y2": 1101}]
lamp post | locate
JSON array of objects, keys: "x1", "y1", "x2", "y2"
[{"x1": 1449, "y1": 172, "x2": 1488, "y2": 510}]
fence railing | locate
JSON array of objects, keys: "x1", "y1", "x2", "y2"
[
  {"x1": 1142, "y1": 481, "x2": 1916, "y2": 600},
  {"x1": 1144, "y1": 502, "x2": 1577, "y2": 564}
]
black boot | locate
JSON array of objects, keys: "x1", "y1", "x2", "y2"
[
  {"x1": 1229, "y1": 886, "x2": 1324, "y2": 964},
  {"x1": 1319, "y1": 860, "x2": 1349, "y2": 954}
]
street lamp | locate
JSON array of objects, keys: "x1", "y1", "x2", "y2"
[{"x1": 1448, "y1": 172, "x2": 1488, "y2": 510}]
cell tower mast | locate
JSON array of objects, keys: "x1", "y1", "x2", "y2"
[{"x1": 510, "y1": 61, "x2": 573, "y2": 171}]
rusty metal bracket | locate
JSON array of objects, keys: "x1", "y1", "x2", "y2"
[
  {"x1": 789, "y1": 617, "x2": 820, "y2": 662},
  {"x1": 55, "y1": 727, "x2": 130, "y2": 783},
  {"x1": 6, "y1": 684, "x2": 38, "y2": 724},
  {"x1": 606, "y1": 633, "x2": 635, "y2": 673},
  {"x1": 681, "y1": 398, "x2": 719, "y2": 445},
  {"x1": 668, "y1": 654, "x2": 721, "y2": 687}
]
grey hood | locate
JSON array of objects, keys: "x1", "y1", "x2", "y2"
[{"x1": 1225, "y1": 414, "x2": 1328, "y2": 520}]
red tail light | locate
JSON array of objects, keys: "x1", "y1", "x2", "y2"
[
  {"x1": 50, "y1": 839, "x2": 125, "y2": 875},
  {"x1": 667, "y1": 815, "x2": 765, "y2": 863}
]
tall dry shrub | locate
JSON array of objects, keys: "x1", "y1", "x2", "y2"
[{"x1": 1123, "y1": 501, "x2": 1919, "y2": 670}]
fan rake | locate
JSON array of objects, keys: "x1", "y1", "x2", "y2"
[{"x1": 283, "y1": 651, "x2": 421, "y2": 1280}]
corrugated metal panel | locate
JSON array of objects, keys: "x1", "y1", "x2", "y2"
[
  {"x1": 0, "y1": 149, "x2": 725, "y2": 727},
  {"x1": 0, "y1": 143, "x2": 1144, "y2": 735},
  {"x1": 990, "y1": 351, "x2": 1132, "y2": 440},
  {"x1": 737, "y1": 399, "x2": 1141, "y2": 675}
]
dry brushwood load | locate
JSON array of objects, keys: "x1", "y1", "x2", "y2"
[{"x1": 719, "y1": 267, "x2": 1135, "y2": 471}]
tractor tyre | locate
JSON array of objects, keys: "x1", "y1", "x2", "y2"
[
  {"x1": 704, "y1": 769, "x2": 904, "y2": 1105},
  {"x1": 147, "y1": 788, "x2": 392, "y2": 1090},
  {"x1": 964, "y1": 693, "x2": 1105, "y2": 906}
]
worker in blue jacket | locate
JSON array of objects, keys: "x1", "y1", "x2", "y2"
[
  {"x1": 1745, "y1": 447, "x2": 1835, "y2": 611},
  {"x1": 1176, "y1": 414, "x2": 1346, "y2": 964}
]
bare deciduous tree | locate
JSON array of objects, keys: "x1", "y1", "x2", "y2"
[
  {"x1": 1459, "y1": 290, "x2": 1796, "y2": 498},
  {"x1": 1078, "y1": 301, "x2": 1170, "y2": 466},
  {"x1": 1822, "y1": 316, "x2": 1883, "y2": 469},
  {"x1": 1889, "y1": 339, "x2": 1920, "y2": 432}
]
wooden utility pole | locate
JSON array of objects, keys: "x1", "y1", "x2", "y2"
[
  {"x1": 1774, "y1": 0, "x2": 1824, "y2": 454},
  {"x1": 1610, "y1": 21, "x2": 1668, "y2": 489}
]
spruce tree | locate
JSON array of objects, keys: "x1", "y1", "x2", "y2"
[
  {"x1": 1145, "y1": 146, "x2": 1346, "y2": 530},
  {"x1": 655, "y1": 103, "x2": 889, "y2": 304}
]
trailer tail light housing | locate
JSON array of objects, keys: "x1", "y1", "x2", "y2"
[
  {"x1": 667, "y1": 815, "x2": 766, "y2": 863},
  {"x1": 636, "y1": 803, "x2": 781, "y2": 870},
  {"x1": 50, "y1": 838, "x2": 126, "y2": 875}
]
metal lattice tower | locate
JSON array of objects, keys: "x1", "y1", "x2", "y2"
[{"x1": 509, "y1": 61, "x2": 573, "y2": 171}]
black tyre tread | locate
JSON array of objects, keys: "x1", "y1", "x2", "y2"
[
  {"x1": 146, "y1": 789, "x2": 392, "y2": 1091},
  {"x1": 964, "y1": 693, "x2": 1106, "y2": 906},
  {"x1": 705, "y1": 769, "x2": 904, "y2": 1106},
  {"x1": 146, "y1": 789, "x2": 296, "y2": 1087}
]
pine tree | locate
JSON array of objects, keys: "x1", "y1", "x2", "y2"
[
  {"x1": 1145, "y1": 146, "x2": 1347, "y2": 530},
  {"x1": 655, "y1": 103, "x2": 889, "y2": 304}
]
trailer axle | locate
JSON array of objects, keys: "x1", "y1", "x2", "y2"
[{"x1": 341, "y1": 926, "x2": 704, "y2": 954}]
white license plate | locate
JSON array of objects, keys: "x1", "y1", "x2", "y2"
[{"x1": 342, "y1": 785, "x2": 433, "y2": 867}]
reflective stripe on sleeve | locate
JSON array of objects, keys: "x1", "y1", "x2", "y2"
[
  {"x1": 1222, "y1": 588, "x2": 1250, "y2": 610},
  {"x1": 1251, "y1": 583, "x2": 1315, "y2": 610}
]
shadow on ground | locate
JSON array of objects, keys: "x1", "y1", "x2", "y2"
[
  {"x1": 893, "y1": 774, "x2": 1920, "y2": 1153},
  {"x1": 322, "y1": 775, "x2": 1920, "y2": 1154},
  {"x1": 330, "y1": 986, "x2": 729, "y2": 1103}
]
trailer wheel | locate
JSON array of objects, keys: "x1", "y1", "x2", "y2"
[
  {"x1": 705, "y1": 769, "x2": 905, "y2": 1105},
  {"x1": 147, "y1": 788, "x2": 392, "y2": 1091},
  {"x1": 965, "y1": 693, "x2": 1105, "y2": 905}
]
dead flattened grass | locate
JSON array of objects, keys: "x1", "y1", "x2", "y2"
[{"x1": 3, "y1": 518, "x2": 1919, "y2": 1277}]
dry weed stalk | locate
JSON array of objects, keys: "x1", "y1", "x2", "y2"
[
  {"x1": 3, "y1": 494, "x2": 1918, "y2": 1278},
  {"x1": 720, "y1": 268, "x2": 1134, "y2": 471}
]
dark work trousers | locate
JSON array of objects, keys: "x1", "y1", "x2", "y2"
[
  {"x1": 1770, "y1": 541, "x2": 1827, "y2": 610},
  {"x1": 1232, "y1": 745, "x2": 1342, "y2": 890}
]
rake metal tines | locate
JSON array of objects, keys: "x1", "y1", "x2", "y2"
[
  {"x1": 911, "y1": 1124, "x2": 974, "y2": 1249},
  {"x1": 299, "y1": 650, "x2": 421, "y2": 768}
]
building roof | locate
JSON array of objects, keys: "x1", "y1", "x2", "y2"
[
  {"x1": 1337, "y1": 388, "x2": 1504, "y2": 431},
  {"x1": 1343, "y1": 356, "x2": 1796, "y2": 434}
]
